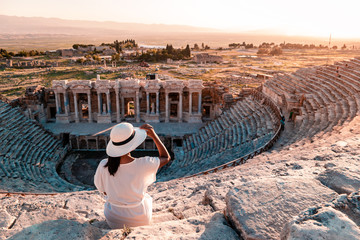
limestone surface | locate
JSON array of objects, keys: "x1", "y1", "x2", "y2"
[
  {"x1": 281, "y1": 190, "x2": 360, "y2": 240},
  {"x1": 7, "y1": 219, "x2": 103, "y2": 240},
  {"x1": 1, "y1": 114, "x2": 360, "y2": 239},
  {"x1": 225, "y1": 177, "x2": 337, "y2": 240},
  {"x1": 317, "y1": 167, "x2": 360, "y2": 194},
  {"x1": 120, "y1": 212, "x2": 239, "y2": 240},
  {"x1": 0, "y1": 208, "x2": 16, "y2": 229},
  {"x1": 282, "y1": 207, "x2": 360, "y2": 240}
]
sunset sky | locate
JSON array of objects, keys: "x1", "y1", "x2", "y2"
[{"x1": 1, "y1": 0, "x2": 360, "y2": 39}]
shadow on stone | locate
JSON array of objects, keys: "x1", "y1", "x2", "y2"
[
  {"x1": 90, "y1": 219, "x2": 111, "y2": 230},
  {"x1": 8, "y1": 219, "x2": 104, "y2": 240},
  {"x1": 198, "y1": 212, "x2": 239, "y2": 240}
]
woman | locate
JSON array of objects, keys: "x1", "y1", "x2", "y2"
[{"x1": 94, "y1": 122, "x2": 170, "y2": 228}]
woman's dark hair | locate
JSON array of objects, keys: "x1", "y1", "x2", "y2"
[{"x1": 104, "y1": 156, "x2": 121, "y2": 176}]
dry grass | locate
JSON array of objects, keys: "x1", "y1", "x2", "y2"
[{"x1": 1, "y1": 49, "x2": 359, "y2": 100}]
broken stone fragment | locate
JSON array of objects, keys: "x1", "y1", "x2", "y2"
[
  {"x1": 317, "y1": 167, "x2": 360, "y2": 194},
  {"x1": 225, "y1": 177, "x2": 336, "y2": 240},
  {"x1": 0, "y1": 209, "x2": 16, "y2": 229},
  {"x1": 281, "y1": 207, "x2": 360, "y2": 240}
]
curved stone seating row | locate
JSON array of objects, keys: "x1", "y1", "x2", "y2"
[
  {"x1": 159, "y1": 92, "x2": 279, "y2": 180},
  {"x1": 0, "y1": 100, "x2": 83, "y2": 192},
  {"x1": 180, "y1": 98, "x2": 268, "y2": 164},
  {"x1": 263, "y1": 58, "x2": 360, "y2": 144}
]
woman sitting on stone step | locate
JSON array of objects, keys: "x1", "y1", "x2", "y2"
[{"x1": 94, "y1": 122, "x2": 170, "y2": 229}]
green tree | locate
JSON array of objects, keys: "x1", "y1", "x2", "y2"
[
  {"x1": 183, "y1": 44, "x2": 191, "y2": 57},
  {"x1": 257, "y1": 48, "x2": 269, "y2": 55},
  {"x1": 76, "y1": 58, "x2": 85, "y2": 64},
  {"x1": 166, "y1": 44, "x2": 174, "y2": 54},
  {"x1": 112, "y1": 53, "x2": 121, "y2": 62},
  {"x1": 269, "y1": 47, "x2": 282, "y2": 56},
  {"x1": 93, "y1": 55, "x2": 101, "y2": 61},
  {"x1": 114, "y1": 40, "x2": 122, "y2": 53},
  {"x1": 193, "y1": 43, "x2": 200, "y2": 50}
]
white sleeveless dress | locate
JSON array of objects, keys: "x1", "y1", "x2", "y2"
[{"x1": 94, "y1": 156, "x2": 160, "y2": 228}]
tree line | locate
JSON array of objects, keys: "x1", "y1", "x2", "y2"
[
  {"x1": 101, "y1": 39, "x2": 138, "y2": 53},
  {"x1": 76, "y1": 43, "x2": 192, "y2": 63},
  {"x1": 0, "y1": 49, "x2": 45, "y2": 59},
  {"x1": 192, "y1": 43, "x2": 210, "y2": 51},
  {"x1": 229, "y1": 42, "x2": 254, "y2": 49},
  {"x1": 135, "y1": 44, "x2": 191, "y2": 62}
]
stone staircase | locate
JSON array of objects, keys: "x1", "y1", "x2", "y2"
[
  {"x1": 159, "y1": 92, "x2": 280, "y2": 181},
  {"x1": 0, "y1": 100, "x2": 84, "y2": 193},
  {"x1": 263, "y1": 57, "x2": 360, "y2": 147}
]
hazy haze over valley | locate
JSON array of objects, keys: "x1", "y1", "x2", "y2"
[{"x1": 1, "y1": 15, "x2": 358, "y2": 51}]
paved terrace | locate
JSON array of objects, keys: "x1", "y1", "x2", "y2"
[{"x1": 43, "y1": 122, "x2": 204, "y2": 137}]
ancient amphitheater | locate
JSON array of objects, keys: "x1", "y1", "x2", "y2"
[{"x1": 1, "y1": 59, "x2": 360, "y2": 239}]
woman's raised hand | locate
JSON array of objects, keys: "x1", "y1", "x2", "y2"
[
  {"x1": 140, "y1": 124, "x2": 156, "y2": 138},
  {"x1": 140, "y1": 123, "x2": 170, "y2": 168}
]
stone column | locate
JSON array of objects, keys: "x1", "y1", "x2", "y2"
[
  {"x1": 73, "y1": 93, "x2": 79, "y2": 123},
  {"x1": 156, "y1": 92, "x2": 159, "y2": 115},
  {"x1": 189, "y1": 91, "x2": 192, "y2": 115},
  {"x1": 179, "y1": 92, "x2": 183, "y2": 122},
  {"x1": 121, "y1": 96, "x2": 125, "y2": 119},
  {"x1": 54, "y1": 92, "x2": 60, "y2": 114},
  {"x1": 198, "y1": 91, "x2": 202, "y2": 114},
  {"x1": 87, "y1": 92, "x2": 92, "y2": 123},
  {"x1": 135, "y1": 91, "x2": 140, "y2": 122},
  {"x1": 106, "y1": 92, "x2": 111, "y2": 115},
  {"x1": 115, "y1": 91, "x2": 120, "y2": 122},
  {"x1": 97, "y1": 92, "x2": 102, "y2": 115},
  {"x1": 146, "y1": 92, "x2": 150, "y2": 115},
  {"x1": 165, "y1": 92, "x2": 169, "y2": 122},
  {"x1": 64, "y1": 91, "x2": 70, "y2": 115}
]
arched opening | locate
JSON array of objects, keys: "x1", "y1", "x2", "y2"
[
  {"x1": 79, "y1": 139, "x2": 87, "y2": 149},
  {"x1": 49, "y1": 107, "x2": 56, "y2": 119},
  {"x1": 203, "y1": 105, "x2": 211, "y2": 118},
  {"x1": 169, "y1": 92, "x2": 179, "y2": 120},
  {"x1": 88, "y1": 139, "x2": 96, "y2": 149},
  {"x1": 80, "y1": 102, "x2": 89, "y2": 120},
  {"x1": 78, "y1": 93, "x2": 90, "y2": 121},
  {"x1": 126, "y1": 100, "x2": 135, "y2": 117},
  {"x1": 98, "y1": 139, "x2": 106, "y2": 149}
]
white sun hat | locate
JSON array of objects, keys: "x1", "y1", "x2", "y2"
[{"x1": 106, "y1": 122, "x2": 147, "y2": 157}]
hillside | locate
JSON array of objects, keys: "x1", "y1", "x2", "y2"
[
  {"x1": 1, "y1": 15, "x2": 356, "y2": 51},
  {"x1": 0, "y1": 15, "x2": 217, "y2": 35}
]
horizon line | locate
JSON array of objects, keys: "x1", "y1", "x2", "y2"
[{"x1": 1, "y1": 14, "x2": 360, "y2": 41}]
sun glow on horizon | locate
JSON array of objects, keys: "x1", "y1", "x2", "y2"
[{"x1": 1, "y1": 0, "x2": 360, "y2": 39}]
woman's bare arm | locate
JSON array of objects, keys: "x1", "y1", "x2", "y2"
[{"x1": 140, "y1": 124, "x2": 171, "y2": 168}]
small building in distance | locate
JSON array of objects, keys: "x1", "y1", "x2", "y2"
[
  {"x1": 59, "y1": 49, "x2": 75, "y2": 57},
  {"x1": 102, "y1": 48, "x2": 117, "y2": 56},
  {"x1": 10, "y1": 60, "x2": 58, "y2": 68},
  {"x1": 194, "y1": 53, "x2": 223, "y2": 64},
  {"x1": 91, "y1": 46, "x2": 110, "y2": 52}
]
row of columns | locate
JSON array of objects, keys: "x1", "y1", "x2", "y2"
[
  {"x1": 97, "y1": 92, "x2": 111, "y2": 115},
  {"x1": 55, "y1": 89, "x2": 202, "y2": 123},
  {"x1": 55, "y1": 91, "x2": 70, "y2": 115},
  {"x1": 146, "y1": 92, "x2": 160, "y2": 115}
]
